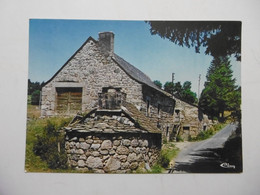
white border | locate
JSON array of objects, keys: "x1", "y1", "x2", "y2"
[{"x1": 1, "y1": 0, "x2": 260, "y2": 194}]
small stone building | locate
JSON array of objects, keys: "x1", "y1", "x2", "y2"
[
  {"x1": 64, "y1": 102, "x2": 161, "y2": 173},
  {"x1": 41, "y1": 31, "x2": 210, "y2": 141}
]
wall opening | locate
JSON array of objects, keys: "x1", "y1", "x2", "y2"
[{"x1": 56, "y1": 87, "x2": 82, "y2": 114}]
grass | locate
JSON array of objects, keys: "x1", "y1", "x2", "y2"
[
  {"x1": 150, "y1": 142, "x2": 179, "y2": 173},
  {"x1": 189, "y1": 122, "x2": 227, "y2": 141}
]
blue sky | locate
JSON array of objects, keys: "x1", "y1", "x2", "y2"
[{"x1": 28, "y1": 19, "x2": 241, "y2": 95}]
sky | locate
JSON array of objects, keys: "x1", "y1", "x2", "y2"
[{"x1": 28, "y1": 19, "x2": 241, "y2": 96}]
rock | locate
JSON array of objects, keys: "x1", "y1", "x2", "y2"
[
  {"x1": 86, "y1": 139, "x2": 93, "y2": 144},
  {"x1": 117, "y1": 155, "x2": 128, "y2": 162},
  {"x1": 127, "y1": 153, "x2": 137, "y2": 163},
  {"x1": 79, "y1": 138, "x2": 85, "y2": 142},
  {"x1": 121, "y1": 162, "x2": 130, "y2": 169},
  {"x1": 100, "y1": 150, "x2": 109, "y2": 155},
  {"x1": 101, "y1": 140, "x2": 112, "y2": 150},
  {"x1": 91, "y1": 143, "x2": 100, "y2": 150},
  {"x1": 116, "y1": 146, "x2": 129, "y2": 155},
  {"x1": 129, "y1": 162, "x2": 138, "y2": 170},
  {"x1": 145, "y1": 163, "x2": 151, "y2": 171},
  {"x1": 77, "y1": 149, "x2": 84, "y2": 154},
  {"x1": 70, "y1": 154, "x2": 79, "y2": 161},
  {"x1": 142, "y1": 140, "x2": 149, "y2": 147},
  {"x1": 131, "y1": 139, "x2": 139, "y2": 147},
  {"x1": 71, "y1": 160, "x2": 77, "y2": 167},
  {"x1": 113, "y1": 140, "x2": 121, "y2": 146},
  {"x1": 109, "y1": 150, "x2": 116, "y2": 155},
  {"x1": 78, "y1": 160, "x2": 85, "y2": 167},
  {"x1": 86, "y1": 156, "x2": 103, "y2": 169},
  {"x1": 76, "y1": 142, "x2": 80, "y2": 149},
  {"x1": 122, "y1": 139, "x2": 131, "y2": 146},
  {"x1": 80, "y1": 142, "x2": 90, "y2": 150},
  {"x1": 94, "y1": 123, "x2": 109, "y2": 129},
  {"x1": 79, "y1": 155, "x2": 87, "y2": 160},
  {"x1": 104, "y1": 157, "x2": 121, "y2": 172},
  {"x1": 92, "y1": 151, "x2": 100, "y2": 157},
  {"x1": 70, "y1": 137, "x2": 77, "y2": 141}
]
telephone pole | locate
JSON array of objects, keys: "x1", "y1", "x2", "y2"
[
  {"x1": 172, "y1": 73, "x2": 175, "y2": 95},
  {"x1": 198, "y1": 74, "x2": 201, "y2": 99}
]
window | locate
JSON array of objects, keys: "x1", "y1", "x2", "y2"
[
  {"x1": 146, "y1": 100, "x2": 150, "y2": 116},
  {"x1": 183, "y1": 126, "x2": 190, "y2": 131},
  {"x1": 157, "y1": 104, "x2": 161, "y2": 117}
]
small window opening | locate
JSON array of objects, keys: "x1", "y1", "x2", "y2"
[{"x1": 183, "y1": 126, "x2": 190, "y2": 131}]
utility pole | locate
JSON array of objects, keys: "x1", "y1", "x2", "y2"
[
  {"x1": 198, "y1": 74, "x2": 201, "y2": 100},
  {"x1": 172, "y1": 73, "x2": 175, "y2": 95}
]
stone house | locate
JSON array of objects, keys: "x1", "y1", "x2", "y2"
[{"x1": 41, "y1": 31, "x2": 210, "y2": 141}]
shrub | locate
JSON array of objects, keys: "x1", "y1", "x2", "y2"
[{"x1": 33, "y1": 119, "x2": 69, "y2": 169}]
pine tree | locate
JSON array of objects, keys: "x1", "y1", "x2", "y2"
[{"x1": 199, "y1": 56, "x2": 239, "y2": 120}]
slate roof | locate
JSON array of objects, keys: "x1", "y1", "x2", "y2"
[{"x1": 112, "y1": 54, "x2": 173, "y2": 98}]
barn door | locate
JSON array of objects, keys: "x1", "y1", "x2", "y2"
[{"x1": 56, "y1": 87, "x2": 82, "y2": 114}]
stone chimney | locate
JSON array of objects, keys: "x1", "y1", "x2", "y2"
[{"x1": 98, "y1": 32, "x2": 114, "y2": 56}]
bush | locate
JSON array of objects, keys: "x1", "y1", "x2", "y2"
[
  {"x1": 33, "y1": 119, "x2": 69, "y2": 169},
  {"x1": 31, "y1": 90, "x2": 41, "y2": 105}
]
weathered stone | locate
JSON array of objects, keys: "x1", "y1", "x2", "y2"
[
  {"x1": 113, "y1": 140, "x2": 121, "y2": 146},
  {"x1": 103, "y1": 155, "x2": 110, "y2": 161},
  {"x1": 101, "y1": 140, "x2": 112, "y2": 150},
  {"x1": 77, "y1": 149, "x2": 84, "y2": 154},
  {"x1": 136, "y1": 154, "x2": 143, "y2": 162},
  {"x1": 122, "y1": 139, "x2": 131, "y2": 146},
  {"x1": 93, "y1": 139, "x2": 101, "y2": 144},
  {"x1": 70, "y1": 142, "x2": 75, "y2": 148},
  {"x1": 100, "y1": 150, "x2": 109, "y2": 155},
  {"x1": 79, "y1": 154, "x2": 87, "y2": 160},
  {"x1": 80, "y1": 142, "x2": 90, "y2": 150},
  {"x1": 104, "y1": 157, "x2": 121, "y2": 172},
  {"x1": 94, "y1": 123, "x2": 109, "y2": 129},
  {"x1": 79, "y1": 138, "x2": 85, "y2": 142},
  {"x1": 142, "y1": 140, "x2": 149, "y2": 147},
  {"x1": 86, "y1": 156, "x2": 103, "y2": 169},
  {"x1": 85, "y1": 151, "x2": 92, "y2": 157},
  {"x1": 116, "y1": 145, "x2": 129, "y2": 155},
  {"x1": 129, "y1": 162, "x2": 138, "y2": 170},
  {"x1": 70, "y1": 137, "x2": 77, "y2": 141},
  {"x1": 109, "y1": 150, "x2": 116, "y2": 155},
  {"x1": 127, "y1": 153, "x2": 137, "y2": 163},
  {"x1": 131, "y1": 139, "x2": 139, "y2": 147},
  {"x1": 70, "y1": 154, "x2": 79, "y2": 161},
  {"x1": 121, "y1": 162, "x2": 130, "y2": 169},
  {"x1": 117, "y1": 155, "x2": 128, "y2": 162},
  {"x1": 91, "y1": 143, "x2": 100, "y2": 150},
  {"x1": 76, "y1": 142, "x2": 80, "y2": 149},
  {"x1": 78, "y1": 160, "x2": 85, "y2": 167},
  {"x1": 86, "y1": 139, "x2": 93, "y2": 144},
  {"x1": 92, "y1": 151, "x2": 100, "y2": 157},
  {"x1": 71, "y1": 160, "x2": 77, "y2": 167}
]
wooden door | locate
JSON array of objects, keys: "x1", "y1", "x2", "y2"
[{"x1": 56, "y1": 87, "x2": 82, "y2": 114}]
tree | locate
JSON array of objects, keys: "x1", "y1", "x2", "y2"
[
  {"x1": 164, "y1": 81, "x2": 197, "y2": 104},
  {"x1": 180, "y1": 81, "x2": 197, "y2": 104},
  {"x1": 146, "y1": 21, "x2": 241, "y2": 61},
  {"x1": 199, "y1": 56, "x2": 239, "y2": 120},
  {"x1": 164, "y1": 81, "x2": 174, "y2": 94},
  {"x1": 31, "y1": 90, "x2": 41, "y2": 105},
  {"x1": 153, "y1": 80, "x2": 162, "y2": 89}
]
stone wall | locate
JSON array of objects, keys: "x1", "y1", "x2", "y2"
[
  {"x1": 65, "y1": 132, "x2": 161, "y2": 173},
  {"x1": 41, "y1": 38, "x2": 143, "y2": 117},
  {"x1": 141, "y1": 85, "x2": 175, "y2": 140}
]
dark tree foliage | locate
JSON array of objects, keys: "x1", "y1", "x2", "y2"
[
  {"x1": 164, "y1": 81, "x2": 174, "y2": 94},
  {"x1": 31, "y1": 90, "x2": 41, "y2": 105},
  {"x1": 164, "y1": 81, "x2": 197, "y2": 104},
  {"x1": 199, "y1": 56, "x2": 240, "y2": 120},
  {"x1": 153, "y1": 80, "x2": 162, "y2": 89},
  {"x1": 146, "y1": 21, "x2": 241, "y2": 61},
  {"x1": 28, "y1": 79, "x2": 45, "y2": 95}
]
